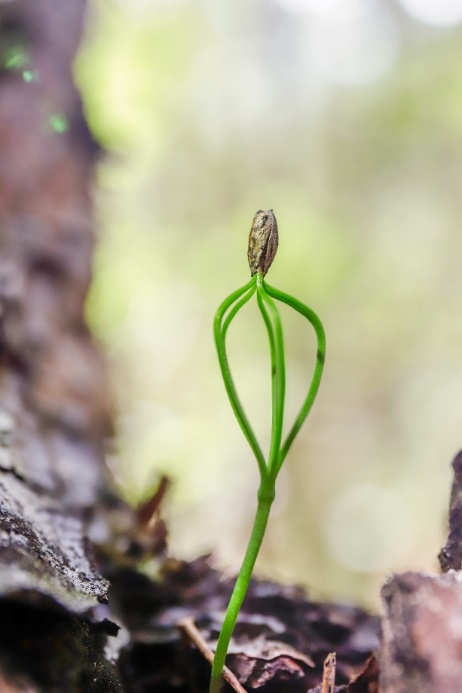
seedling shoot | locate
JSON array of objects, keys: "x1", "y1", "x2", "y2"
[{"x1": 210, "y1": 210, "x2": 326, "y2": 693}]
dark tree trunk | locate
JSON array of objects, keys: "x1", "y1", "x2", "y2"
[{"x1": 0, "y1": 1, "x2": 121, "y2": 690}]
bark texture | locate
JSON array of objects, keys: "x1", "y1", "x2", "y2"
[
  {"x1": 0, "y1": 1, "x2": 119, "y2": 690},
  {"x1": 378, "y1": 450, "x2": 462, "y2": 693},
  {"x1": 380, "y1": 571, "x2": 462, "y2": 693}
]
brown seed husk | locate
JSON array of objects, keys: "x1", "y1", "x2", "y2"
[{"x1": 248, "y1": 209, "x2": 278, "y2": 276}]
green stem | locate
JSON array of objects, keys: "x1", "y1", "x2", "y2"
[{"x1": 209, "y1": 488, "x2": 274, "y2": 693}]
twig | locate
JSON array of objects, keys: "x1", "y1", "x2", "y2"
[
  {"x1": 178, "y1": 617, "x2": 248, "y2": 693},
  {"x1": 321, "y1": 652, "x2": 336, "y2": 693}
]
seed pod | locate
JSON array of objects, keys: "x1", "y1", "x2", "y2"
[{"x1": 247, "y1": 209, "x2": 278, "y2": 276}]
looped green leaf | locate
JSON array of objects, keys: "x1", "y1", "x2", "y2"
[
  {"x1": 264, "y1": 280, "x2": 326, "y2": 474},
  {"x1": 213, "y1": 275, "x2": 267, "y2": 478},
  {"x1": 213, "y1": 273, "x2": 326, "y2": 482}
]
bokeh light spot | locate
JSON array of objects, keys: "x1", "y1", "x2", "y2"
[
  {"x1": 4, "y1": 47, "x2": 29, "y2": 70},
  {"x1": 310, "y1": 0, "x2": 400, "y2": 86},
  {"x1": 49, "y1": 113, "x2": 69, "y2": 133},
  {"x1": 22, "y1": 70, "x2": 38, "y2": 83},
  {"x1": 325, "y1": 484, "x2": 414, "y2": 573},
  {"x1": 398, "y1": 0, "x2": 462, "y2": 27},
  {"x1": 274, "y1": 0, "x2": 351, "y2": 16}
]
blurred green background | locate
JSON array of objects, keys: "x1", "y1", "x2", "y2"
[{"x1": 76, "y1": 0, "x2": 462, "y2": 609}]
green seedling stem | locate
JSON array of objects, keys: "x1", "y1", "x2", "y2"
[{"x1": 209, "y1": 210, "x2": 326, "y2": 693}]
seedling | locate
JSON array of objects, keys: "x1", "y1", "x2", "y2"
[{"x1": 209, "y1": 210, "x2": 326, "y2": 693}]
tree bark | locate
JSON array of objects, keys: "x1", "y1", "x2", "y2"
[{"x1": 0, "y1": 1, "x2": 120, "y2": 690}]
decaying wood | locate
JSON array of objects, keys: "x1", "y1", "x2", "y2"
[
  {"x1": 378, "y1": 450, "x2": 462, "y2": 693},
  {"x1": 438, "y1": 450, "x2": 462, "y2": 572},
  {"x1": 0, "y1": 0, "x2": 120, "y2": 689},
  {"x1": 104, "y1": 552, "x2": 379, "y2": 692},
  {"x1": 0, "y1": 0, "x2": 111, "y2": 608},
  {"x1": 381, "y1": 571, "x2": 462, "y2": 692}
]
